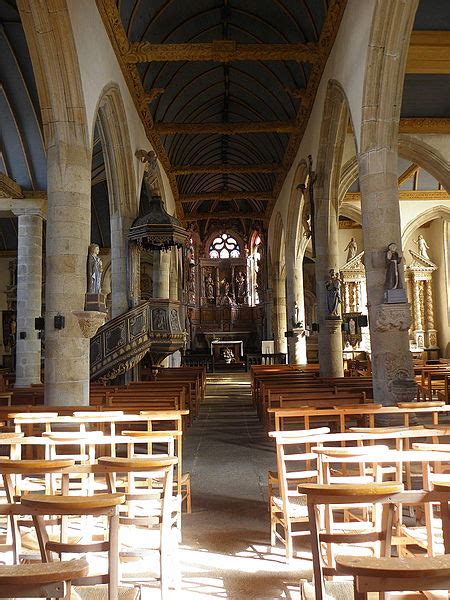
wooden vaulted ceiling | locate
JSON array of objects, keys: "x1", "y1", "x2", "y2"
[{"x1": 98, "y1": 0, "x2": 347, "y2": 233}]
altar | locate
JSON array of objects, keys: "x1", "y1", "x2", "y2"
[{"x1": 211, "y1": 340, "x2": 244, "y2": 360}]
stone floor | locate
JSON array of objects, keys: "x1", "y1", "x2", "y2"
[{"x1": 174, "y1": 372, "x2": 311, "y2": 599}]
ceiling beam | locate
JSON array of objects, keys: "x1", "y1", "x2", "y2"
[
  {"x1": 398, "y1": 163, "x2": 419, "y2": 186},
  {"x1": 399, "y1": 118, "x2": 450, "y2": 134},
  {"x1": 0, "y1": 174, "x2": 23, "y2": 199},
  {"x1": 124, "y1": 40, "x2": 320, "y2": 63},
  {"x1": 171, "y1": 164, "x2": 283, "y2": 175},
  {"x1": 345, "y1": 189, "x2": 450, "y2": 202},
  {"x1": 156, "y1": 121, "x2": 296, "y2": 135},
  {"x1": 406, "y1": 31, "x2": 450, "y2": 74},
  {"x1": 183, "y1": 212, "x2": 268, "y2": 222},
  {"x1": 180, "y1": 191, "x2": 273, "y2": 202}
]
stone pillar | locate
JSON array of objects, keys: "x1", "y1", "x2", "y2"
[
  {"x1": 273, "y1": 264, "x2": 287, "y2": 354},
  {"x1": 45, "y1": 142, "x2": 92, "y2": 406},
  {"x1": 153, "y1": 250, "x2": 170, "y2": 298},
  {"x1": 287, "y1": 260, "x2": 307, "y2": 364},
  {"x1": 110, "y1": 214, "x2": 132, "y2": 317},
  {"x1": 358, "y1": 148, "x2": 414, "y2": 406},
  {"x1": 315, "y1": 204, "x2": 344, "y2": 378},
  {"x1": 14, "y1": 210, "x2": 43, "y2": 387}
]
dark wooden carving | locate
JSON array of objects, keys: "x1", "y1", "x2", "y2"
[{"x1": 90, "y1": 299, "x2": 186, "y2": 381}]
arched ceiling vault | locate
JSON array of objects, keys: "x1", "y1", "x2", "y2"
[{"x1": 98, "y1": 0, "x2": 347, "y2": 236}]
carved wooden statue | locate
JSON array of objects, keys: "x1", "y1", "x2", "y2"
[
  {"x1": 385, "y1": 242, "x2": 403, "y2": 290},
  {"x1": 87, "y1": 243, "x2": 103, "y2": 294}
]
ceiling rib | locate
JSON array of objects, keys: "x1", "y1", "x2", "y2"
[
  {"x1": 124, "y1": 40, "x2": 320, "y2": 63},
  {"x1": 156, "y1": 121, "x2": 296, "y2": 135},
  {"x1": 171, "y1": 163, "x2": 282, "y2": 175},
  {"x1": 180, "y1": 191, "x2": 273, "y2": 203}
]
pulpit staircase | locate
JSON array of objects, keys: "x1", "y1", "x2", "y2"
[{"x1": 89, "y1": 299, "x2": 186, "y2": 381}]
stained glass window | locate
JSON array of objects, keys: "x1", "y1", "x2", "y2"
[{"x1": 209, "y1": 233, "x2": 240, "y2": 259}]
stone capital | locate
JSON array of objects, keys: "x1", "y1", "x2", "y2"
[
  {"x1": 374, "y1": 303, "x2": 412, "y2": 332},
  {"x1": 73, "y1": 310, "x2": 107, "y2": 338}
]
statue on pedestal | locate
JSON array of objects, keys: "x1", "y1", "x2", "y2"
[
  {"x1": 325, "y1": 269, "x2": 342, "y2": 317},
  {"x1": 87, "y1": 243, "x2": 103, "y2": 294},
  {"x1": 415, "y1": 234, "x2": 431, "y2": 260},
  {"x1": 385, "y1": 242, "x2": 403, "y2": 290},
  {"x1": 344, "y1": 237, "x2": 358, "y2": 262},
  {"x1": 205, "y1": 273, "x2": 215, "y2": 302},
  {"x1": 235, "y1": 271, "x2": 246, "y2": 304}
]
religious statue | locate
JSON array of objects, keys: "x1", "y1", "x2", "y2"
[
  {"x1": 293, "y1": 302, "x2": 303, "y2": 328},
  {"x1": 325, "y1": 269, "x2": 342, "y2": 317},
  {"x1": 344, "y1": 237, "x2": 358, "y2": 262},
  {"x1": 87, "y1": 243, "x2": 103, "y2": 294},
  {"x1": 235, "y1": 271, "x2": 246, "y2": 304},
  {"x1": 219, "y1": 279, "x2": 234, "y2": 305},
  {"x1": 135, "y1": 149, "x2": 161, "y2": 197},
  {"x1": 385, "y1": 242, "x2": 403, "y2": 290},
  {"x1": 415, "y1": 234, "x2": 431, "y2": 260},
  {"x1": 205, "y1": 273, "x2": 215, "y2": 302},
  {"x1": 222, "y1": 347, "x2": 234, "y2": 364}
]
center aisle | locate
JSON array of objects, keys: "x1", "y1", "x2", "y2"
[{"x1": 178, "y1": 372, "x2": 311, "y2": 599}]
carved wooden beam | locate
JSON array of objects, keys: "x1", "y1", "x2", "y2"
[
  {"x1": 0, "y1": 174, "x2": 23, "y2": 199},
  {"x1": 399, "y1": 118, "x2": 450, "y2": 134},
  {"x1": 398, "y1": 163, "x2": 418, "y2": 186},
  {"x1": 156, "y1": 121, "x2": 296, "y2": 135},
  {"x1": 180, "y1": 191, "x2": 273, "y2": 202},
  {"x1": 183, "y1": 212, "x2": 268, "y2": 222},
  {"x1": 407, "y1": 31, "x2": 450, "y2": 74},
  {"x1": 124, "y1": 40, "x2": 320, "y2": 63},
  {"x1": 171, "y1": 163, "x2": 282, "y2": 175},
  {"x1": 345, "y1": 190, "x2": 450, "y2": 202}
]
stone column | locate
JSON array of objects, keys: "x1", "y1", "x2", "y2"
[
  {"x1": 45, "y1": 142, "x2": 92, "y2": 406},
  {"x1": 153, "y1": 250, "x2": 170, "y2": 298},
  {"x1": 315, "y1": 204, "x2": 344, "y2": 378},
  {"x1": 14, "y1": 209, "x2": 43, "y2": 387},
  {"x1": 287, "y1": 260, "x2": 307, "y2": 364},
  {"x1": 358, "y1": 148, "x2": 414, "y2": 406},
  {"x1": 273, "y1": 263, "x2": 287, "y2": 354},
  {"x1": 110, "y1": 214, "x2": 132, "y2": 317}
]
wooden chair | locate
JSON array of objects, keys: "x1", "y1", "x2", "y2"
[
  {"x1": 269, "y1": 429, "x2": 330, "y2": 561},
  {"x1": 0, "y1": 557, "x2": 89, "y2": 599},
  {"x1": 298, "y1": 482, "x2": 403, "y2": 600},
  {"x1": 300, "y1": 482, "x2": 450, "y2": 600},
  {"x1": 21, "y1": 492, "x2": 130, "y2": 600},
  {"x1": 98, "y1": 456, "x2": 179, "y2": 599}
]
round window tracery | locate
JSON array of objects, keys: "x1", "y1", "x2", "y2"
[{"x1": 209, "y1": 233, "x2": 240, "y2": 259}]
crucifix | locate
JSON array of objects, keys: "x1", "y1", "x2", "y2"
[{"x1": 297, "y1": 155, "x2": 317, "y2": 257}]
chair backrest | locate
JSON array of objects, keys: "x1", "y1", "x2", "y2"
[
  {"x1": 298, "y1": 482, "x2": 404, "y2": 600},
  {"x1": 20, "y1": 492, "x2": 125, "y2": 599}
]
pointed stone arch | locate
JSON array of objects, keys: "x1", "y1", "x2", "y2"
[
  {"x1": 93, "y1": 83, "x2": 137, "y2": 317},
  {"x1": 402, "y1": 205, "x2": 450, "y2": 248},
  {"x1": 94, "y1": 83, "x2": 137, "y2": 218},
  {"x1": 399, "y1": 136, "x2": 450, "y2": 194}
]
